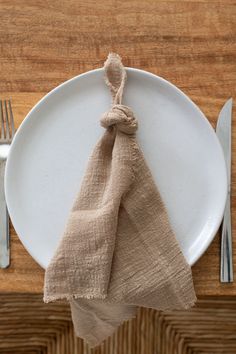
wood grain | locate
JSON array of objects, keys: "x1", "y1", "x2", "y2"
[{"x1": 0, "y1": 0, "x2": 235, "y2": 295}]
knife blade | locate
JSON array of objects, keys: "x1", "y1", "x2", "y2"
[{"x1": 216, "y1": 98, "x2": 233, "y2": 282}]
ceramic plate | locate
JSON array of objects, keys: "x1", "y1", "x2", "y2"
[{"x1": 5, "y1": 68, "x2": 227, "y2": 269}]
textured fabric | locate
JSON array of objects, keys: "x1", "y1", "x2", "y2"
[{"x1": 44, "y1": 53, "x2": 196, "y2": 347}]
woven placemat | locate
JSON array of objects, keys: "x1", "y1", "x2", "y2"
[{"x1": 0, "y1": 294, "x2": 236, "y2": 353}]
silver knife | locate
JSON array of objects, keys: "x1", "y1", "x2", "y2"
[{"x1": 216, "y1": 98, "x2": 233, "y2": 282}]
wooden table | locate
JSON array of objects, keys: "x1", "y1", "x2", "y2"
[{"x1": 0, "y1": 0, "x2": 235, "y2": 297}]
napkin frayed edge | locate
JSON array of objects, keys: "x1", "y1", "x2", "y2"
[
  {"x1": 43, "y1": 293, "x2": 107, "y2": 303},
  {"x1": 43, "y1": 294, "x2": 197, "y2": 311}
]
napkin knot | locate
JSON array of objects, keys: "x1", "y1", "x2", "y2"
[{"x1": 100, "y1": 104, "x2": 138, "y2": 134}]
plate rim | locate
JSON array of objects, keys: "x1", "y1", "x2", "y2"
[{"x1": 5, "y1": 67, "x2": 227, "y2": 268}]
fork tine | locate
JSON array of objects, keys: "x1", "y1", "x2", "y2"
[
  {"x1": 8, "y1": 100, "x2": 15, "y2": 138},
  {"x1": 0, "y1": 101, "x2": 4, "y2": 139},
  {"x1": 4, "y1": 100, "x2": 10, "y2": 140}
]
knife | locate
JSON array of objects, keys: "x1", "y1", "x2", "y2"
[{"x1": 216, "y1": 98, "x2": 233, "y2": 283}]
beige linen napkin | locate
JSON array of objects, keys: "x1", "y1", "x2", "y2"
[{"x1": 44, "y1": 53, "x2": 196, "y2": 347}]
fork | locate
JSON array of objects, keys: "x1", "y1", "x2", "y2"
[{"x1": 0, "y1": 100, "x2": 15, "y2": 268}]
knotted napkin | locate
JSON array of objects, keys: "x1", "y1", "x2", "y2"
[{"x1": 44, "y1": 53, "x2": 196, "y2": 347}]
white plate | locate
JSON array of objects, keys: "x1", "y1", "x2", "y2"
[{"x1": 5, "y1": 68, "x2": 227, "y2": 269}]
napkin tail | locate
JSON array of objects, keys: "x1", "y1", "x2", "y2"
[
  {"x1": 44, "y1": 129, "x2": 136, "y2": 302},
  {"x1": 70, "y1": 298, "x2": 137, "y2": 348},
  {"x1": 100, "y1": 149, "x2": 197, "y2": 310}
]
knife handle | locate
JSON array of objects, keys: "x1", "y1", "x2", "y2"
[
  {"x1": 220, "y1": 193, "x2": 233, "y2": 282},
  {"x1": 0, "y1": 159, "x2": 10, "y2": 268}
]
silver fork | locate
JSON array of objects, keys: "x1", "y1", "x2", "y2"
[{"x1": 0, "y1": 100, "x2": 15, "y2": 268}]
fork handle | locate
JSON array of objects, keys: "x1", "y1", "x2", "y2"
[
  {"x1": 0, "y1": 159, "x2": 10, "y2": 268},
  {"x1": 220, "y1": 193, "x2": 233, "y2": 282}
]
